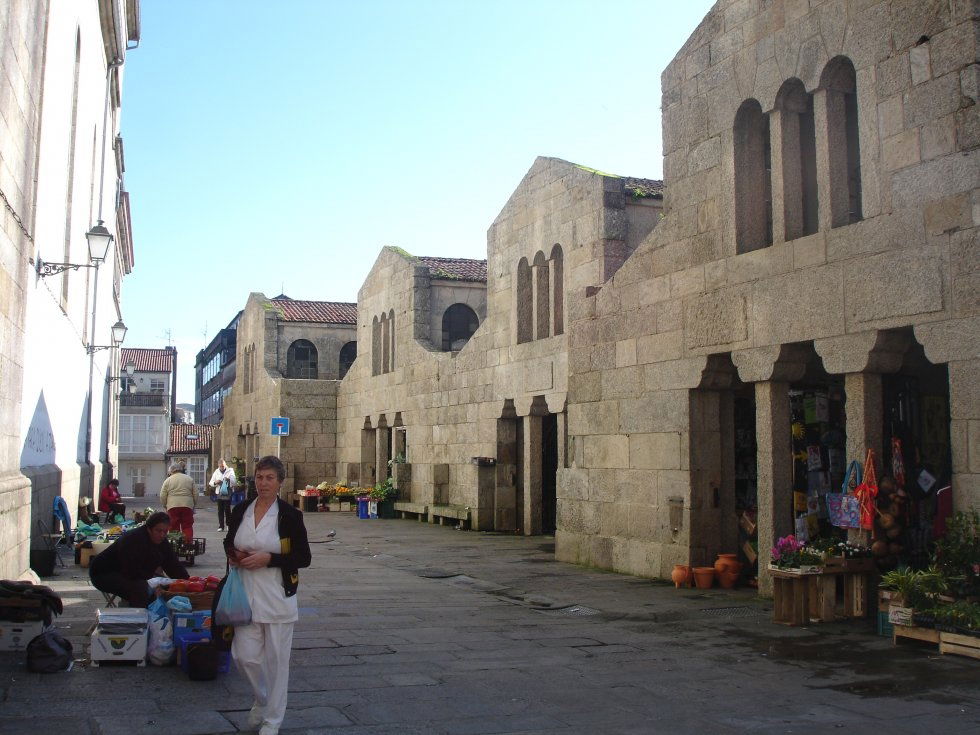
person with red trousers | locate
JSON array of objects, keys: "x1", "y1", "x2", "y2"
[{"x1": 159, "y1": 462, "x2": 197, "y2": 544}]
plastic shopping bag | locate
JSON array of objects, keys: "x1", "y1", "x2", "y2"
[
  {"x1": 148, "y1": 616, "x2": 175, "y2": 666},
  {"x1": 147, "y1": 596, "x2": 169, "y2": 621},
  {"x1": 214, "y1": 568, "x2": 251, "y2": 627}
]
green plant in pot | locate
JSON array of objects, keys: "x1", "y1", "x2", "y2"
[
  {"x1": 934, "y1": 510, "x2": 980, "y2": 600},
  {"x1": 880, "y1": 567, "x2": 947, "y2": 610}
]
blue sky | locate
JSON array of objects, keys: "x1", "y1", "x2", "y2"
[{"x1": 122, "y1": 0, "x2": 716, "y2": 403}]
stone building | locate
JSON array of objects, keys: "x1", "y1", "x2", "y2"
[
  {"x1": 215, "y1": 294, "x2": 357, "y2": 493},
  {"x1": 1, "y1": 0, "x2": 140, "y2": 579}
]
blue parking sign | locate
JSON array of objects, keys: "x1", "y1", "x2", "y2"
[{"x1": 271, "y1": 417, "x2": 290, "y2": 436}]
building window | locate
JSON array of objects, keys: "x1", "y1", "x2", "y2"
[
  {"x1": 516, "y1": 257, "x2": 532, "y2": 344},
  {"x1": 550, "y1": 244, "x2": 564, "y2": 336},
  {"x1": 441, "y1": 304, "x2": 479, "y2": 351},
  {"x1": 820, "y1": 56, "x2": 862, "y2": 227},
  {"x1": 119, "y1": 414, "x2": 165, "y2": 453},
  {"x1": 734, "y1": 99, "x2": 773, "y2": 253},
  {"x1": 372, "y1": 317, "x2": 381, "y2": 376},
  {"x1": 286, "y1": 339, "x2": 318, "y2": 379},
  {"x1": 180, "y1": 456, "x2": 207, "y2": 489},
  {"x1": 339, "y1": 341, "x2": 356, "y2": 379},
  {"x1": 149, "y1": 377, "x2": 166, "y2": 393},
  {"x1": 128, "y1": 465, "x2": 147, "y2": 494},
  {"x1": 533, "y1": 251, "x2": 550, "y2": 340}
]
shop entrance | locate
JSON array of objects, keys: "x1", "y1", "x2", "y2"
[{"x1": 733, "y1": 384, "x2": 758, "y2": 584}]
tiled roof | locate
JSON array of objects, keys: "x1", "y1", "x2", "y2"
[
  {"x1": 623, "y1": 177, "x2": 664, "y2": 198},
  {"x1": 168, "y1": 424, "x2": 214, "y2": 454},
  {"x1": 120, "y1": 347, "x2": 176, "y2": 373},
  {"x1": 417, "y1": 256, "x2": 488, "y2": 282},
  {"x1": 271, "y1": 298, "x2": 357, "y2": 325}
]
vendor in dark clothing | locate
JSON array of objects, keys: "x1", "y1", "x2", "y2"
[{"x1": 89, "y1": 512, "x2": 189, "y2": 607}]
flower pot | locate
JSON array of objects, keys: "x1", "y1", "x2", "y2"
[
  {"x1": 693, "y1": 567, "x2": 715, "y2": 589},
  {"x1": 718, "y1": 569, "x2": 739, "y2": 589},
  {"x1": 714, "y1": 553, "x2": 741, "y2": 577},
  {"x1": 671, "y1": 564, "x2": 692, "y2": 588}
]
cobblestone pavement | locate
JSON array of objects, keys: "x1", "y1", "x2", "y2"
[{"x1": 2, "y1": 497, "x2": 978, "y2": 734}]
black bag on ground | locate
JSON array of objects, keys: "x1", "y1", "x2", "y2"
[
  {"x1": 26, "y1": 629, "x2": 72, "y2": 673},
  {"x1": 186, "y1": 641, "x2": 219, "y2": 681}
]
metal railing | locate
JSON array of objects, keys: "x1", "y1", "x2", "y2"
[{"x1": 120, "y1": 393, "x2": 166, "y2": 408}]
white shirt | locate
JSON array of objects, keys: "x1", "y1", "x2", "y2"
[
  {"x1": 210, "y1": 466, "x2": 237, "y2": 488},
  {"x1": 233, "y1": 502, "x2": 298, "y2": 623}
]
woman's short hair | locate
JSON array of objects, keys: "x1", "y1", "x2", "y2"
[
  {"x1": 146, "y1": 511, "x2": 171, "y2": 530},
  {"x1": 254, "y1": 455, "x2": 286, "y2": 482},
  {"x1": 168, "y1": 462, "x2": 183, "y2": 474},
  {"x1": 108, "y1": 478, "x2": 119, "y2": 487}
]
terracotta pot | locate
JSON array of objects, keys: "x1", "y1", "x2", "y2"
[
  {"x1": 671, "y1": 564, "x2": 692, "y2": 588},
  {"x1": 718, "y1": 569, "x2": 739, "y2": 589},
  {"x1": 693, "y1": 566, "x2": 715, "y2": 589},
  {"x1": 714, "y1": 553, "x2": 740, "y2": 576}
]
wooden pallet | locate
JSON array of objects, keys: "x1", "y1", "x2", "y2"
[{"x1": 894, "y1": 624, "x2": 980, "y2": 660}]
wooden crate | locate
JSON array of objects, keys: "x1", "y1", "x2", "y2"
[{"x1": 940, "y1": 632, "x2": 980, "y2": 661}]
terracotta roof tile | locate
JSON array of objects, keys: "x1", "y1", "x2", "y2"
[
  {"x1": 417, "y1": 256, "x2": 488, "y2": 282},
  {"x1": 120, "y1": 347, "x2": 176, "y2": 373},
  {"x1": 270, "y1": 298, "x2": 357, "y2": 325},
  {"x1": 168, "y1": 424, "x2": 215, "y2": 454}
]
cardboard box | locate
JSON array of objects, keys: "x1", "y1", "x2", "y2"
[
  {"x1": 888, "y1": 606, "x2": 913, "y2": 626},
  {"x1": 90, "y1": 628, "x2": 147, "y2": 665},
  {"x1": 0, "y1": 621, "x2": 45, "y2": 651}
]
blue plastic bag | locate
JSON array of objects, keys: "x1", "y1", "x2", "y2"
[
  {"x1": 214, "y1": 568, "x2": 251, "y2": 626},
  {"x1": 166, "y1": 595, "x2": 192, "y2": 613},
  {"x1": 147, "y1": 596, "x2": 169, "y2": 621}
]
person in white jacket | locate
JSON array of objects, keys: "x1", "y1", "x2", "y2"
[{"x1": 209, "y1": 459, "x2": 237, "y2": 532}]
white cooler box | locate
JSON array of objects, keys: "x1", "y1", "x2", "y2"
[
  {"x1": 90, "y1": 607, "x2": 148, "y2": 666},
  {"x1": 0, "y1": 620, "x2": 45, "y2": 651}
]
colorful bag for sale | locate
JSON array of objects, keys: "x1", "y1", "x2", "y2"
[{"x1": 853, "y1": 448, "x2": 879, "y2": 531}]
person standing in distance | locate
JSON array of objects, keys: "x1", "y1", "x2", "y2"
[
  {"x1": 160, "y1": 462, "x2": 197, "y2": 545},
  {"x1": 224, "y1": 455, "x2": 310, "y2": 735},
  {"x1": 209, "y1": 458, "x2": 237, "y2": 532}
]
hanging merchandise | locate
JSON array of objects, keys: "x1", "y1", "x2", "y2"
[
  {"x1": 854, "y1": 448, "x2": 879, "y2": 531},
  {"x1": 827, "y1": 460, "x2": 862, "y2": 529},
  {"x1": 891, "y1": 437, "x2": 906, "y2": 490}
]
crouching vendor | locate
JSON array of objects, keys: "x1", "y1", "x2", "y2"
[{"x1": 89, "y1": 511, "x2": 190, "y2": 607}]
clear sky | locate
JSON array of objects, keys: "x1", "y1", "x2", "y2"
[{"x1": 122, "y1": 0, "x2": 716, "y2": 404}]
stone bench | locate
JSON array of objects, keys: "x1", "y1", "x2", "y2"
[
  {"x1": 429, "y1": 504, "x2": 470, "y2": 529},
  {"x1": 394, "y1": 501, "x2": 428, "y2": 521}
]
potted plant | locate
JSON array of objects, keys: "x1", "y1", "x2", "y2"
[
  {"x1": 934, "y1": 510, "x2": 980, "y2": 601},
  {"x1": 370, "y1": 478, "x2": 397, "y2": 518},
  {"x1": 770, "y1": 535, "x2": 823, "y2": 574}
]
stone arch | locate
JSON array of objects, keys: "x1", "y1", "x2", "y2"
[
  {"x1": 286, "y1": 339, "x2": 318, "y2": 379},
  {"x1": 550, "y1": 244, "x2": 564, "y2": 336},
  {"x1": 339, "y1": 341, "x2": 357, "y2": 379},
  {"x1": 441, "y1": 303, "x2": 479, "y2": 351},
  {"x1": 516, "y1": 257, "x2": 532, "y2": 344},
  {"x1": 734, "y1": 99, "x2": 773, "y2": 253},
  {"x1": 533, "y1": 251, "x2": 550, "y2": 340},
  {"x1": 774, "y1": 78, "x2": 818, "y2": 240},
  {"x1": 819, "y1": 56, "x2": 862, "y2": 227}
]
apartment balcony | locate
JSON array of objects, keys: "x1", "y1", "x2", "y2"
[{"x1": 120, "y1": 393, "x2": 166, "y2": 408}]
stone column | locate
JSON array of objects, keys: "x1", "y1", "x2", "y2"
[
  {"x1": 522, "y1": 413, "x2": 543, "y2": 535},
  {"x1": 844, "y1": 372, "x2": 883, "y2": 545},
  {"x1": 755, "y1": 380, "x2": 794, "y2": 595},
  {"x1": 360, "y1": 427, "x2": 376, "y2": 489},
  {"x1": 769, "y1": 107, "x2": 803, "y2": 244},
  {"x1": 376, "y1": 426, "x2": 391, "y2": 483}
]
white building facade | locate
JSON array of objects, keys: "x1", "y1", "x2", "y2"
[{"x1": 2, "y1": 0, "x2": 140, "y2": 579}]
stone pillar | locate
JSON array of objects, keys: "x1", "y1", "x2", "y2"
[
  {"x1": 755, "y1": 380, "x2": 794, "y2": 595},
  {"x1": 360, "y1": 427, "x2": 376, "y2": 489},
  {"x1": 844, "y1": 372, "x2": 884, "y2": 545},
  {"x1": 770, "y1": 107, "x2": 803, "y2": 244},
  {"x1": 495, "y1": 417, "x2": 519, "y2": 532},
  {"x1": 522, "y1": 414, "x2": 543, "y2": 535},
  {"x1": 376, "y1": 426, "x2": 391, "y2": 483}
]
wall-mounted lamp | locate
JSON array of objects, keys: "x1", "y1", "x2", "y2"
[
  {"x1": 35, "y1": 220, "x2": 114, "y2": 277},
  {"x1": 107, "y1": 358, "x2": 137, "y2": 393},
  {"x1": 87, "y1": 319, "x2": 127, "y2": 354}
]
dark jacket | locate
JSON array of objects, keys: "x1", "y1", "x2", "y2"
[
  {"x1": 223, "y1": 497, "x2": 311, "y2": 597},
  {"x1": 89, "y1": 526, "x2": 190, "y2": 581}
]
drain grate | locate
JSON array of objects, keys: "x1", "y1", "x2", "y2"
[
  {"x1": 536, "y1": 605, "x2": 601, "y2": 617},
  {"x1": 699, "y1": 606, "x2": 765, "y2": 618}
]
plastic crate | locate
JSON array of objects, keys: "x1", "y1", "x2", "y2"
[
  {"x1": 357, "y1": 498, "x2": 370, "y2": 519},
  {"x1": 172, "y1": 610, "x2": 212, "y2": 631}
]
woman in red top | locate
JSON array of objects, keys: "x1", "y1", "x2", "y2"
[{"x1": 99, "y1": 479, "x2": 126, "y2": 519}]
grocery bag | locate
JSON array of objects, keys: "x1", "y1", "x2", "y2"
[{"x1": 214, "y1": 568, "x2": 251, "y2": 627}]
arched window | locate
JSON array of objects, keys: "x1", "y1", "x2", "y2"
[
  {"x1": 516, "y1": 257, "x2": 532, "y2": 344},
  {"x1": 820, "y1": 56, "x2": 862, "y2": 226},
  {"x1": 286, "y1": 339, "x2": 318, "y2": 379},
  {"x1": 371, "y1": 317, "x2": 381, "y2": 376},
  {"x1": 775, "y1": 78, "x2": 818, "y2": 240},
  {"x1": 381, "y1": 313, "x2": 390, "y2": 374},
  {"x1": 533, "y1": 251, "x2": 550, "y2": 340},
  {"x1": 339, "y1": 341, "x2": 357, "y2": 379},
  {"x1": 550, "y1": 244, "x2": 564, "y2": 336},
  {"x1": 388, "y1": 309, "x2": 395, "y2": 371},
  {"x1": 734, "y1": 99, "x2": 773, "y2": 253},
  {"x1": 442, "y1": 304, "x2": 479, "y2": 351}
]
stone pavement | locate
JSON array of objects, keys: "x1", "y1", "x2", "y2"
[{"x1": 2, "y1": 498, "x2": 978, "y2": 735}]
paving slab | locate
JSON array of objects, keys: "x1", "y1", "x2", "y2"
[{"x1": 1, "y1": 505, "x2": 978, "y2": 733}]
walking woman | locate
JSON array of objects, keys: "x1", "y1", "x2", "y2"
[
  {"x1": 224, "y1": 455, "x2": 311, "y2": 735},
  {"x1": 160, "y1": 462, "x2": 197, "y2": 544}
]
